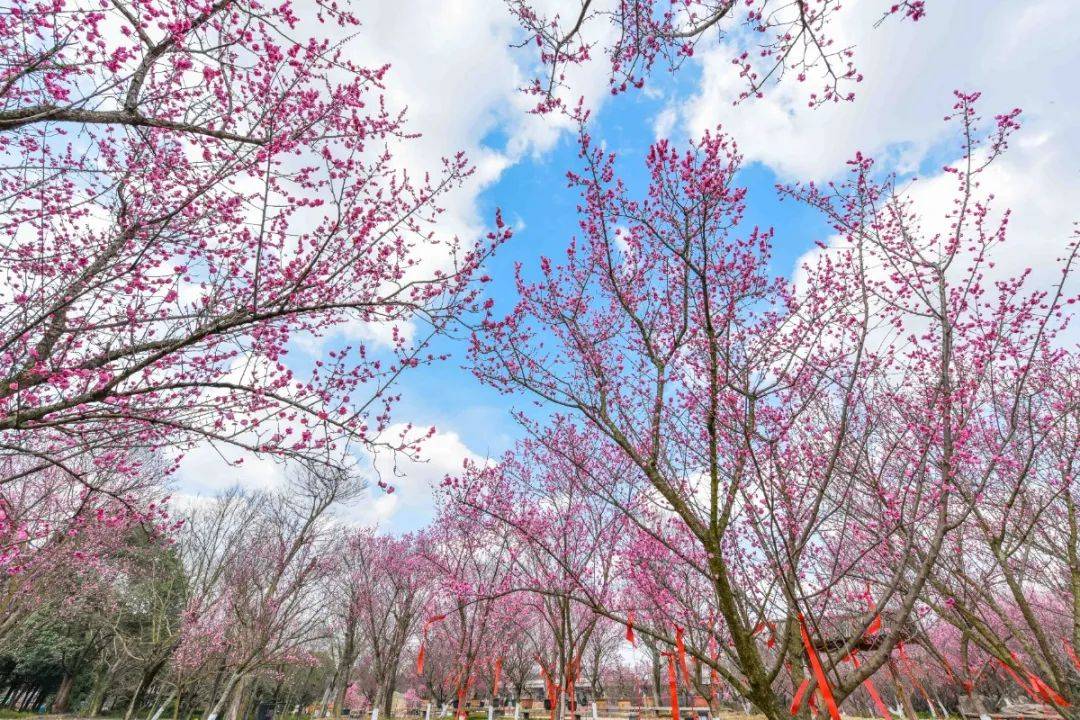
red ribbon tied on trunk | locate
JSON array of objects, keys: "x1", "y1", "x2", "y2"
[
  {"x1": 790, "y1": 678, "x2": 810, "y2": 715},
  {"x1": 846, "y1": 650, "x2": 891, "y2": 720},
  {"x1": 566, "y1": 653, "x2": 582, "y2": 711},
  {"x1": 661, "y1": 651, "x2": 680, "y2": 720},
  {"x1": 999, "y1": 653, "x2": 1069, "y2": 707},
  {"x1": 675, "y1": 626, "x2": 692, "y2": 681},
  {"x1": 536, "y1": 657, "x2": 559, "y2": 720},
  {"x1": 797, "y1": 614, "x2": 842, "y2": 720},
  {"x1": 752, "y1": 621, "x2": 777, "y2": 649},
  {"x1": 417, "y1": 613, "x2": 447, "y2": 675},
  {"x1": 865, "y1": 585, "x2": 881, "y2": 635},
  {"x1": 1063, "y1": 639, "x2": 1080, "y2": 671}
]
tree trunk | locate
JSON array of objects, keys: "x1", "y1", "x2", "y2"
[
  {"x1": 380, "y1": 683, "x2": 395, "y2": 720},
  {"x1": 85, "y1": 665, "x2": 111, "y2": 718},
  {"x1": 787, "y1": 619, "x2": 810, "y2": 720},
  {"x1": 32, "y1": 686, "x2": 48, "y2": 711},
  {"x1": 649, "y1": 650, "x2": 662, "y2": 707},
  {"x1": 225, "y1": 676, "x2": 251, "y2": 720},
  {"x1": 318, "y1": 675, "x2": 337, "y2": 719},
  {"x1": 19, "y1": 687, "x2": 36, "y2": 711},
  {"x1": 125, "y1": 659, "x2": 170, "y2": 720},
  {"x1": 225, "y1": 680, "x2": 247, "y2": 720},
  {"x1": 333, "y1": 675, "x2": 351, "y2": 719},
  {"x1": 334, "y1": 629, "x2": 357, "y2": 720},
  {"x1": 53, "y1": 673, "x2": 76, "y2": 713},
  {"x1": 148, "y1": 689, "x2": 178, "y2": 720},
  {"x1": 207, "y1": 673, "x2": 243, "y2": 720},
  {"x1": 887, "y1": 660, "x2": 918, "y2": 720}
]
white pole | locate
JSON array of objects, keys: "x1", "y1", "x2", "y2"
[
  {"x1": 590, "y1": 703, "x2": 598, "y2": 720},
  {"x1": 488, "y1": 707, "x2": 495, "y2": 720},
  {"x1": 372, "y1": 707, "x2": 380, "y2": 720},
  {"x1": 513, "y1": 704, "x2": 520, "y2": 720},
  {"x1": 426, "y1": 704, "x2": 432, "y2": 720}
]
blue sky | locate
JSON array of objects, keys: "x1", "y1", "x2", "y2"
[
  {"x1": 175, "y1": 0, "x2": 1080, "y2": 533},
  {"x1": 394, "y1": 89, "x2": 834, "y2": 459}
]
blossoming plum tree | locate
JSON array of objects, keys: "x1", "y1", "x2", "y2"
[
  {"x1": 786, "y1": 93, "x2": 1079, "y2": 715},
  {"x1": 467, "y1": 93, "x2": 1063, "y2": 717},
  {"x1": 507, "y1": 0, "x2": 928, "y2": 110},
  {"x1": 0, "y1": 0, "x2": 508, "y2": 491}
]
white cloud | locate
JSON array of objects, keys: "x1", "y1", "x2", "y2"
[
  {"x1": 278, "y1": 0, "x2": 617, "y2": 359},
  {"x1": 341, "y1": 426, "x2": 484, "y2": 530},
  {"x1": 652, "y1": 105, "x2": 678, "y2": 140},
  {"x1": 171, "y1": 1, "x2": 613, "y2": 522},
  {"x1": 172, "y1": 421, "x2": 483, "y2": 533},
  {"x1": 671, "y1": 0, "x2": 1078, "y2": 302},
  {"x1": 171, "y1": 443, "x2": 289, "y2": 496},
  {"x1": 680, "y1": 0, "x2": 1078, "y2": 181},
  {"x1": 344, "y1": 0, "x2": 615, "y2": 243}
]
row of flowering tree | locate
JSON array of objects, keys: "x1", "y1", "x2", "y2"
[
  {"x1": 450, "y1": 91, "x2": 1078, "y2": 720},
  {"x1": 2, "y1": 0, "x2": 1077, "y2": 719},
  {"x1": 0, "y1": 0, "x2": 509, "y2": 707}
]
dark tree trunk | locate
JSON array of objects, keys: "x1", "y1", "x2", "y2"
[
  {"x1": 53, "y1": 673, "x2": 75, "y2": 713},
  {"x1": 887, "y1": 659, "x2": 918, "y2": 720},
  {"x1": 124, "y1": 658, "x2": 169, "y2": 720},
  {"x1": 787, "y1": 618, "x2": 810, "y2": 720},
  {"x1": 334, "y1": 629, "x2": 357, "y2": 719},
  {"x1": 83, "y1": 662, "x2": 111, "y2": 717}
]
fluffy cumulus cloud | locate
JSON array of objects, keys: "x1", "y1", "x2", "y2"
[
  {"x1": 665, "y1": 0, "x2": 1078, "y2": 298},
  {"x1": 343, "y1": 0, "x2": 616, "y2": 240},
  {"x1": 173, "y1": 1, "x2": 614, "y2": 513},
  {"x1": 676, "y1": 0, "x2": 1077, "y2": 179},
  {"x1": 290, "y1": 0, "x2": 616, "y2": 356},
  {"x1": 341, "y1": 426, "x2": 484, "y2": 530},
  {"x1": 173, "y1": 425, "x2": 481, "y2": 531}
]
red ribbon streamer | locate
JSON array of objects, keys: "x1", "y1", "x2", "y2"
[
  {"x1": 866, "y1": 591, "x2": 881, "y2": 635},
  {"x1": 675, "y1": 626, "x2": 691, "y2": 681},
  {"x1": 847, "y1": 651, "x2": 891, "y2": 720},
  {"x1": 662, "y1": 652, "x2": 680, "y2": 720},
  {"x1": 791, "y1": 678, "x2": 810, "y2": 715},
  {"x1": 790, "y1": 679, "x2": 826, "y2": 717},
  {"x1": 417, "y1": 614, "x2": 447, "y2": 675},
  {"x1": 997, "y1": 653, "x2": 1069, "y2": 707},
  {"x1": 708, "y1": 638, "x2": 720, "y2": 700},
  {"x1": 896, "y1": 644, "x2": 934, "y2": 710},
  {"x1": 752, "y1": 621, "x2": 777, "y2": 649},
  {"x1": 493, "y1": 657, "x2": 502, "y2": 698},
  {"x1": 1064, "y1": 639, "x2": 1080, "y2": 671},
  {"x1": 997, "y1": 658, "x2": 1039, "y2": 701},
  {"x1": 797, "y1": 614, "x2": 842, "y2": 720},
  {"x1": 1028, "y1": 674, "x2": 1069, "y2": 707},
  {"x1": 626, "y1": 610, "x2": 636, "y2": 647},
  {"x1": 536, "y1": 657, "x2": 559, "y2": 720},
  {"x1": 566, "y1": 654, "x2": 582, "y2": 711},
  {"x1": 456, "y1": 671, "x2": 473, "y2": 720}
]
